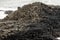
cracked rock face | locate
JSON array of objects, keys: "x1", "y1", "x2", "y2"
[{"x1": 0, "y1": 2, "x2": 60, "y2": 40}]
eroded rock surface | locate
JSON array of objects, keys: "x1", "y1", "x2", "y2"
[{"x1": 0, "y1": 2, "x2": 60, "y2": 40}]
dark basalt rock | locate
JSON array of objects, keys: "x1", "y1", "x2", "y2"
[
  {"x1": 5, "y1": 10, "x2": 13, "y2": 15},
  {"x1": 0, "y1": 2, "x2": 60, "y2": 40}
]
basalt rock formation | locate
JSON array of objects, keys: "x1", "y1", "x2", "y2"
[
  {"x1": 5, "y1": 10, "x2": 13, "y2": 15},
  {"x1": 0, "y1": 2, "x2": 60, "y2": 40}
]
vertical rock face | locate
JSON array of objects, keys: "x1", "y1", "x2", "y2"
[{"x1": 0, "y1": 2, "x2": 60, "y2": 40}]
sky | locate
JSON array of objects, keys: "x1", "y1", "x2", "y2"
[{"x1": 0, "y1": 0, "x2": 60, "y2": 8}]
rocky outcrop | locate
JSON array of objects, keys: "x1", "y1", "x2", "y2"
[
  {"x1": 5, "y1": 10, "x2": 13, "y2": 14},
  {"x1": 0, "y1": 2, "x2": 60, "y2": 40}
]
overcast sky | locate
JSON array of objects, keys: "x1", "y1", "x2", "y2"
[{"x1": 0, "y1": 0, "x2": 60, "y2": 8}]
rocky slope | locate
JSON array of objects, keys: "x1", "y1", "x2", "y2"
[
  {"x1": 0, "y1": 2, "x2": 60, "y2": 40},
  {"x1": 5, "y1": 10, "x2": 13, "y2": 14}
]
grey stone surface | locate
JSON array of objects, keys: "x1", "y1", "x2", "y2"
[{"x1": 0, "y1": 2, "x2": 60, "y2": 40}]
